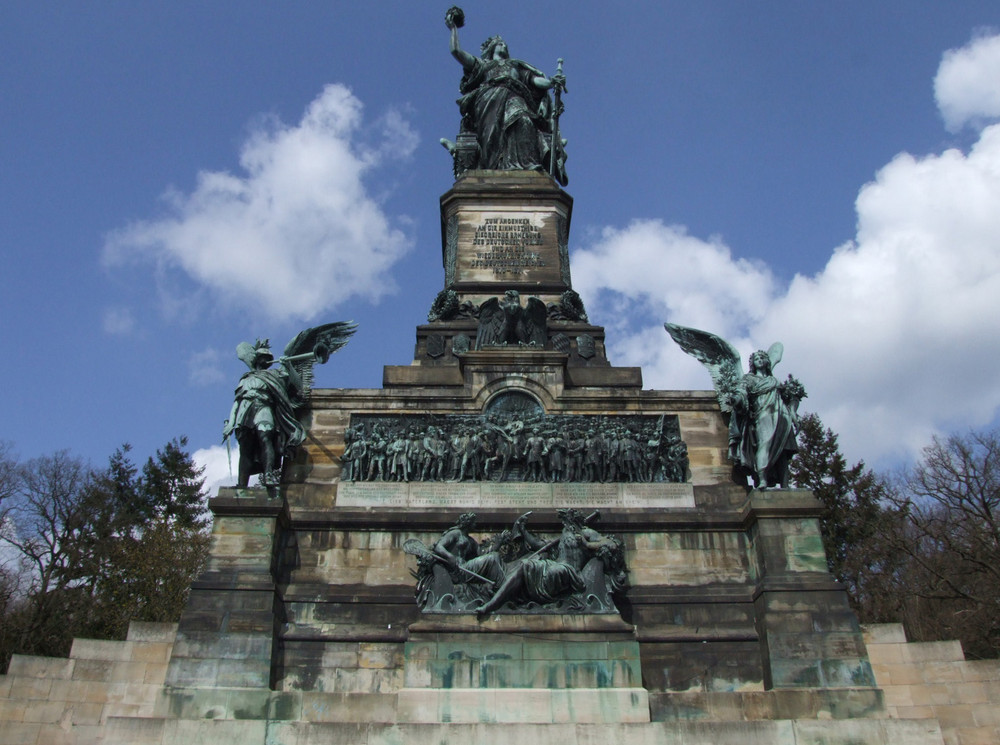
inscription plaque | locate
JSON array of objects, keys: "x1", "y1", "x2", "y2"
[
  {"x1": 336, "y1": 482, "x2": 409, "y2": 507},
  {"x1": 456, "y1": 211, "x2": 565, "y2": 285},
  {"x1": 337, "y1": 482, "x2": 696, "y2": 510},
  {"x1": 620, "y1": 483, "x2": 695, "y2": 508}
]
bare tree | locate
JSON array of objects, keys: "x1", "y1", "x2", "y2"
[
  {"x1": 0, "y1": 451, "x2": 96, "y2": 661},
  {"x1": 889, "y1": 430, "x2": 1000, "y2": 658},
  {"x1": 0, "y1": 440, "x2": 211, "y2": 670}
]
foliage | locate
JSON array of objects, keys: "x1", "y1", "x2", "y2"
[
  {"x1": 789, "y1": 413, "x2": 892, "y2": 611},
  {"x1": 792, "y1": 416, "x2": 1000, "y2": 658},
  {"x1": 0, "y1": 438, "x2": 210, "y2": 671}
]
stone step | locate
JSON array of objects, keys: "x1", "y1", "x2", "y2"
[
  {"x1": 101, "y1": 716, "x2": 945, "y2": 745},
  {"x1": 875, "y1": 640, "x2": 966, "y2": 665},
  {"x1": 154, "y1": 687, "x2": 398, "y2": 723},
  {"x1": 397, "y1": 686, "x2": 650, "y2": 724},
  {"x1": 5, "y1": 655, "x2": 75, "y2": 680},
  {"x1": 649, "y1": 687, "x2": 886, "y2": 722},
  {"x1": 863, "y1": 623, "x2": 908, "y2": 644},
  {"x1": 70, "y1": 638, "x2": 136, "y2": 662},
  {"x1": 126, "y1": 622, "x2": 179, "y2": 643}
]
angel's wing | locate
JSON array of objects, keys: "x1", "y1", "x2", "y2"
[
  {"x1": 281, "y1": 321, "x2": 358, "y2": 399},
  {"x1": 283, "y1": 321, "x2": 358, "y2": 363},
  {"x1": 521, "y1": 297, "x2": 548, "y2": 346},
  {"x1": 475, "y1": 298, "x2": 504, "y2": 349},
  {"x1": 767, "y1": 342, "x2": 783, "y2": 371},
  {"x1": 664, "y1": 323, "x2": 744, "y2": 412}
]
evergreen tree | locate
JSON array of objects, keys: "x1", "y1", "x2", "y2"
[
  {"x1": 0, "y1": 439, "x2": 211, "y2": 670},
  {"x1": 789, "y1": 413, "x2": 899, "y2": 620},
  {"x1": 86, "y1": 438, "x2": 211, "y2": 639}
]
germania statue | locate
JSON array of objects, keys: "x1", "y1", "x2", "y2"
[{"x1": 442, "y1": 6, "x2": 568, "y2": 184}]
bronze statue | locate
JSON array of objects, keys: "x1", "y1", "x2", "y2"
[
  {"x1": 443, "y1": 6, "x2": 567, "y2": 184},
  {"x1": 408, "y1": 509, "x2": 627, "y2": 615},
  {"x1": 432, "y1": 513, "x2": 506, "y2": 587},
  {"x1": 223, "y1": 322, "x2": 356, "y2": 488},
  {"x1": 477, "y1": 509, "x2": 626, "y2": 617},
  {"x1": 475, "y1": 290, "x2": 547, "y2": 349},
  {"x1": 664, "y1": 323, "x2": 806, "y2": 489}
]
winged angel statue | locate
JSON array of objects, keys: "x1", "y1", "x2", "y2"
[
  {"x1": 664, "y1": 323, "x2": 806, "y2": 489},
  {"x1": 223, "y1": 322, "x2": 357, "y2": 488}
]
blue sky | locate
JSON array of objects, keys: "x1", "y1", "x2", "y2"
[{"x1": 2, "y1": 3, "x2": 1000, "y2": 489}]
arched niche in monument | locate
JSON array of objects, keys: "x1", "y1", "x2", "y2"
[{"x1": 483, "y1": 389, "x2": 544, "y2": 417}]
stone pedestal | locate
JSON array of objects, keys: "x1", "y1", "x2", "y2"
[
  {"x1": 440, "y1": 170, "x2": 573, "y2": 304},
  {"x1": 398, "y1": 617, "x2": 648, "y2": 724},
  {"x1": 164, "y1": 490, "x2": 285, "y2": 691},
  {"x1": 747, "y1": 490, "x2": 876, "y2": 690}
]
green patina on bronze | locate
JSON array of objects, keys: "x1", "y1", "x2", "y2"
[
  {"x1": 665, "y1": 322, "x2": 807, "y2": 490},
  {"x1": 441, "y1": 6, "x2": 568, "y2": 184},
  {"x1": 223, "y1": 321, "x2": 357, "y2": 488}
]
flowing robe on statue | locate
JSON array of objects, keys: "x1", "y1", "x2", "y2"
[
  {"x1": 730, "y1": 372, "x2": 798, "y2": 484},
  {"x1": 518, "y1": 530, "x2": 589, "y2": 604},
  {"x1": 230, "y1": 369, "x2": 306, "y2": 475},
  {"x1": 458, "y1": 57, "x2": 555, "y2": 174}
]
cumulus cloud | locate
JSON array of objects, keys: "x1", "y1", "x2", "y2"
[
  {"x1": 188, "y1": 348, "x2": 225, "y2": 386},
  {"x1": 102, "y1": 307, "x2": 136, "y2": 336},
  {"x1": 103, "y1": 84, "x2": 417, "y2": 322},
  {"x1": 574, "y1": 34, "x2": 1000, "y2": 466},
  {"x1": 935, "y1": 31, "x2": 1000, "y2": 131},
  {"x1": 193, "y1": 444, "x2": 234, "y2": 496},
  {"x1": 572, "y1": 221, "x2": 775, "y2": 393}
]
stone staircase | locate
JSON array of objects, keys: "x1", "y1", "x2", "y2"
[
  {"x1": 864, "y1": 623, "x2": 1000, "y2": 745},
  {"x1": 7, "y1": 620, "x2": 1000, "y2": 743},
  {"x1": 0, "y1": 622, "x2": 175, "y2": 745}
]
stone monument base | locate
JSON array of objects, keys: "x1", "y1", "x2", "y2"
[
  {"x1": 0, "y1": 622, "x2": 965, "y2": 745},
  {"x1": 398, "y1": 617, "x2": 647, "y2": 724}
]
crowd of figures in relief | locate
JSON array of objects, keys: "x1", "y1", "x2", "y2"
[{"x1": 340, "y1": 410, "x2": 688, "y2": 484}]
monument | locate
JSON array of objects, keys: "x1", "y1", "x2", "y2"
[{"x1": 1, "y1": 9, "x2": 982, "y2": 744}]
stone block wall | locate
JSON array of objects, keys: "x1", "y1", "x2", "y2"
[
  {"x1": 4, "y1": 612, "x2": 994, "y2": 744},
  {"x1": 864, "y1": 623, "x2": 1000, "y2": 745},
  {"x1": 0, "y1": 622, "x2": 176, "y2": 745}
]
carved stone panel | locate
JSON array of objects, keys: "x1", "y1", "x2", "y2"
[{"x1": 338, "y1": 411, "x2": 688, "y2": 485}]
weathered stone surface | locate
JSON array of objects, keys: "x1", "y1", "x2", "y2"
[
  {"x1": 440, "y1": 171, "x2": 573, "y2": 295},
  {"x1": 3, "y1": 157, "x2": 990, "y2": 745},
  {"x1": 336, "y1": 481, "x2": 694, "y2": 510}
]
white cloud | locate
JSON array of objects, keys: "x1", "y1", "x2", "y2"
[
  {"x1": 572, "y1": 221, "x2": 774, "y2": 393},
  {"x1": 935, "y1": 31, "x2": 1000, "y2": 131},
  {"x1": 574, "y1": 35, "x2": 1000, "y2": 467},
  {"x1": 102, "y1": 307, "x2": 136, "y2": 336},
  {"x1": 193, "y1": 444, "x2": 235, "y2": 496},
  {"x1": 188, "y1": 348, "x2": 225, "y2": 386},
  {"x1": 103, "y1": 84, "x2": 417, "y2": 322}
]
